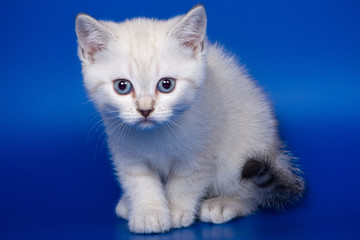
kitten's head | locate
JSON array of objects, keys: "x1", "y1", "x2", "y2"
[{"x1": 75, "y1": 5, "x2": 207, "y2": 130}]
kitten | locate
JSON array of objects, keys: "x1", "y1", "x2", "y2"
[{"x1": 75, "y1": 4, "x2": 304, "y2": 234}]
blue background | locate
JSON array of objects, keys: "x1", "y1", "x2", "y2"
[{"x1": 1, "y1": 0, "x2": 359, "y2": 239}]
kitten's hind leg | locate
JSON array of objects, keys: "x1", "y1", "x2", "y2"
[
  {"x1": 199, "y1": 196, "x2": 257, "y2": 224},
  {"x1": 115, "y1": 195, "x2": 129, "y2": 220}
]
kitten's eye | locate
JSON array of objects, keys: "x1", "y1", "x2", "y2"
[
  {"x1": 157, "y1": 78, "x2": 175, "y2": 93},
  {"x1": 114, "y1": 79, "x2": 132, "y2": 95}
]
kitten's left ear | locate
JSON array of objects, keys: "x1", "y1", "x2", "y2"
[
  {"x1": 170, "y1": 4, "x2": 207, "y2": 55},
  {"x1": 75, "y1": 14, "x2": 114, "y2": 62}
]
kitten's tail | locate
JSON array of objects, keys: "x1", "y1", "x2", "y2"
[{"x1": 241, "y1": 152, "x2": 305, "y2": 209}]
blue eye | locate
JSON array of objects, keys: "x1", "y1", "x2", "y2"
[
  {"x1": 114, "y1": 79, "x2": 132, "y2": 95},
  {"x1": 157, "y1": 78, "x2": 175, "y2": 93}
]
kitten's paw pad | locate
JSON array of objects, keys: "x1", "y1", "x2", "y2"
[
  {"x1": 170, "y1": 208, "x2": 195, "y2": 228},
  {"x1": 199, "y1": 198, "x2": 238, "y2": 224},
  {"x1": 115, "y1": 197, "x2": 129, "y2": 220},
  {"x1": 129, "y1": 209, "x2": 171, "y2": 234}
]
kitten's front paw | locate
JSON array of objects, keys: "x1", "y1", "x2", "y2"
[
  {"x1": 115, "y1": 196, "x2": 129, "y2": 220},
  {"x1": 129, "y1": 208, "x2": 171, "y2": 234},
  {"x1": 170, "y1": 206, "x2": 195, "y2": 228},
  {"x1": 199, "y1": 197, "x2": 242, "y2": 224}
]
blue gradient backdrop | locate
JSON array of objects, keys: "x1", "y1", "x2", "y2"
[{"x1": 1, "y1": 0, "x2": 359, "y2": 239}]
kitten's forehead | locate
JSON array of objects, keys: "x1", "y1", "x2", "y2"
[
  {"x1": 107, "y1": 17, "x2": 178, "y2": 55},
  {"x1": 104, "y1": 18, "x2": 179, "y2": 84}
]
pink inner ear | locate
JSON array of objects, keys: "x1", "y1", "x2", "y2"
[
  {"x1": 80, "y1": 41, "x2": 103, "y2": 62},
  {"x1": 182, "y1": 40, "x2": 201, "y2": 53},
  {"x1": 178, "y1": 34, "x2": 205, "y2": 55},
  {"x1": 86, "y1": 41, "x2": 106, "y2": 57},
  {"x1": 82, "y1": 30, "x2": 111, "y2": 58}
]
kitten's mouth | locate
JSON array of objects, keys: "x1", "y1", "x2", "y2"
[{"x1": 137, "y1": 119, "x2": 157, "y2": 130}]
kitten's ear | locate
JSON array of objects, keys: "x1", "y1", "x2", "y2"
[
  {"x1": 170, "y1": 4, "x2": 207, "y2": 54},
  {"x1": 75, "y1": 14, "x2": 114, "y2": 61}
]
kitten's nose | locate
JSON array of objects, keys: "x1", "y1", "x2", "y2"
[
  {"x1": 137, "y1": 109, "x2": 154, "y2": 118},
  {"x1": 136, "y1": 96, "x2": 155, "y2": 118}
]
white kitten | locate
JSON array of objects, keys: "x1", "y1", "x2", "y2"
[{"x1": 75, "y1": 4, "x2": 304, "y2": 234}]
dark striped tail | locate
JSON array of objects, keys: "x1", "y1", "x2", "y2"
[{"x1": 241, "y1": 153, "x2": 305, "y2": 209}]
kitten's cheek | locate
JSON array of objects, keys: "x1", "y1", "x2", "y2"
[
  {"x1": 150, "y1": 113, "x2": 170, "y2": 123},
  {"x1": 118, "y1": 113, "x2": 140, "y2": 125}
]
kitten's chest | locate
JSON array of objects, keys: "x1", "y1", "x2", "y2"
[
  {"x1": 118, "y1": 137, "x2": 179, "y2": 178},
  {"x1": 113, "y1": 127, "x2": 200, "y2": 172},
  {"x1": 117, "y1": 125, "x2": 200, "y2": 156}
]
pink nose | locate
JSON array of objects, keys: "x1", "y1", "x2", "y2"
[{"x1": 137, "y1": 109, "x2": 153, "y2": 118}]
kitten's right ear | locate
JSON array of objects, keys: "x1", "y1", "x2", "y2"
[
  {"x1": 170, "y1": 4, "x2": 207, "y2": 56},
  {"x1": 75, "y1": 14, "x2": 114, "y2": 62}
]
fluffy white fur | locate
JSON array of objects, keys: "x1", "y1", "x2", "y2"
[{"x1": 76, "y1": 5, "x2": 304, "y2": 234}]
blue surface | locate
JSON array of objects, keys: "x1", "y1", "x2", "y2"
[{"x1": 1, "y1": 0, "x2": 360, "y2": 239}]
